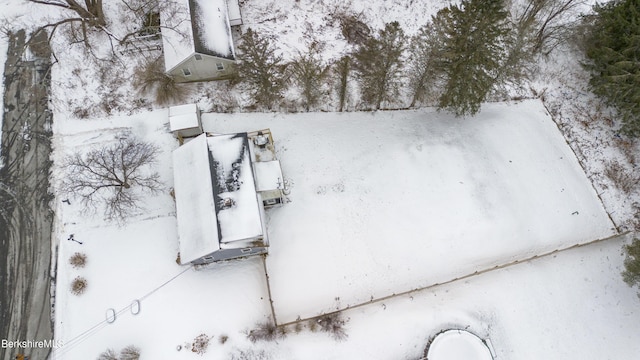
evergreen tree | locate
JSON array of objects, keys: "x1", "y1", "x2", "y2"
[
  {"x1": 236, "y1": 28, "x2": 286, "y2": 110},
  {"x1": 408, "y1": 0, "x2": 510, "y2": 116},
  {"x1": 584, "y1": 0, "x2": 640, "y2": 136},
  {"x1": 623, "y1": 238, "x2": 640, "y2": 294},
  {"x1": 289, "y1": 43, "x2": 330, "y2": 111},
  {"x1": 406, "y1": 22, "x2": 445, "y2": 107},
  {"x1": 353, "y1": 21, "x2": 406, "y2": 110},
  {"x1": 437, "y1": 0, "x2": 511, "y2": 116}
]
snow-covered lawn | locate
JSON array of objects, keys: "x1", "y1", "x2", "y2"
[
  {"x1": 49, "y1": 100, "x2": 628, "y2": 360},
  {"x1": 206, "y1": 99, "x2": 616, "y2": 322},
  {"x1": 51, "y1": 112, "x2": 274, "y2": 359},
  {"x1": 266, "y1": 233, "x2": 640, "y2": 360}
]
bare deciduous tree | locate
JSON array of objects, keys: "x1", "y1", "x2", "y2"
[
  {"x1": 27, "y1": 0, "x2": 186, "y2": 59},
  {"x1": 133, "y1": 56, "x2": 189, "y2": 106},
  {"x1": 510, "y1": 0, "x2": 586, "y2": 55},
  {"x1": 60, "y1": 135, "x2": 162, "y2": 222}
]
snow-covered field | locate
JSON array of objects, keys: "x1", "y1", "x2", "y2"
[
  {"x1": 48, "y1": 101, "x2": 634, "y2": 359},
  {"x1": 1, "y1": 0, "x2": 639, "y2": 359},
  {"x1": 206, "y1": 100, "x2": 616, "y2": 323}
]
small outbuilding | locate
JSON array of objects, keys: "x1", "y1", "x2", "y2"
[
  {"x1": 169, "y1": 103, "x2": 202, "y2": 138},
  {"x1": 172, "y1": 130, "x2": 284, "y2": 265},
  {"x1": 160, "y1": 0, "x2": 239, "y2": 82}
]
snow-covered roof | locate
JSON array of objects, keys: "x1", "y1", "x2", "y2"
[
  {"x1": 173, "y1": 134, "x2": 220, "y2": 264},
  {"x1": 208, "y1": 134, "x2": 263, "y2": 243},
  {"x1": 173, "y1": 133, "x2": 263, "y2": 263},
  {"x1": 254, "y1": 160, "x2": 284, "y2": 192},
  {"x1": 160, "y1": 0, "x2": 235, "y2": 72},
  {"x1": 169, "y1": 103, "x2": 199, "y2": 132}
]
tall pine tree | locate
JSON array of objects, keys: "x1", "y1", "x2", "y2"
[
  {"x1": 353, "y1": 22, "x2": 406, "y2": 110},
  {"x1": 408, "y1": 0, "x2": 510, "y2": 116},
  {"x1": 236, "y1": 28, "x2": 286, "y2": 110},
  {"x1": 585, "y1": 0, "x2": 640, "y2": 136}
]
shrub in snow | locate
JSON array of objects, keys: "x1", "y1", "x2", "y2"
[
  {"x1": 119, "y1": 345, "x2": 140, "y2": 360},
  {"x1": 603, "y1": 160, "x2": 638, "y2": 195},
  {"x1": 307, "y1": 318, "x2": 319, "y2": 332},
  {"x1": 317, "y1": 312, "x2": 348, "y2": 341},
  {"x1": 339, "y1": 13, "x2": 372, "y2": 46},
  {"x1": 191, "y1": 333, "x2": 211, "y2": 355},
  {"x1": 230, "y1": 349, "x2": 271, "y2": 360},
  {"x1": 70, "y1": 277, "x2": 87, "y2": 296},
  {"x1": 219, "y1": 334, "x2": 229, "y2": 344},
  {"x1": 96, "y1": 349, "x2": 118, "y2": 360},
  {"x1": 247, "y1": 321, "x2": 278, "y2": 342},
  {"x1": 69, "y1": 252, "x2": 87, "y2": 269},
  {"x1": 623, "y1": 238, "x2": 640, "y2": 294}
]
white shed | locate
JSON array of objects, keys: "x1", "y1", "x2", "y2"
[{"x1": 169, "y1": 103, "x2": 202, "y2": 138}]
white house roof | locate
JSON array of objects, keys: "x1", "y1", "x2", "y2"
[
  {"x1": 173, "y1": 133, "x2": 264, "y2": 263},
  {"x1": 173, "y1": 134, "x2": 220, "y2": 264},
  {"x1": 207, "y1": 134, "x2": 263, "y2": 243},
  {"x1": 160, "y1": 0, "x2": 235, "y2": 72}
]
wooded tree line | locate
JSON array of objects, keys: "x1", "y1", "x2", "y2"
[{"x1": 236, "y1": 0, "x2": 582, "y2": 116}]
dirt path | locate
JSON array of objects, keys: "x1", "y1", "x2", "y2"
[{"x1": 0, "y1": 29, "x2": 54, "y2": 360}]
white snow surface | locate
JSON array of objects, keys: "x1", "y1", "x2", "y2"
[
  {"x1": 204, "y1": 99, "x2": 616, "y2": 322},
  {"x1": 254, "y1": 160, "x2": 284, "y2": 192}
]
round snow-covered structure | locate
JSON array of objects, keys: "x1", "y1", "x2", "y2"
[{"x1": 426, "y1": 329, "x2": 493, "y2": 360}]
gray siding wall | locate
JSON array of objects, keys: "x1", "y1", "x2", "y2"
[{"x1": 170, "y1": 54, "x2": 236, "y2": 83}]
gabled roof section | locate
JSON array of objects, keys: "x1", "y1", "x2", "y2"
[
  {"x1": 161, "y1": 0, "x2": 235, "y2": 72},
  {"x1": 190, "y1": 0, "x2": 235, "y2": 60},
  {"x1": 173, "y1": 134, "x2": 220, "y2": 264},
  {"x1": 207, "y1": 134, "x2": 263, "y2": 243}
]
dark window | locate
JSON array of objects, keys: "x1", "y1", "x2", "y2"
[
  {"x1": 182, "y1": 68, "x2": 192, "y2": 76},
  {"x1": 194, "y1": 54, "x2": 202, "y2": 61},
  {"x1": 241, "y1": 248, "x2": 252, "y2": 253},
  {"x1": 216, "y1": 62, "x2": 224, "y2": 71}
]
